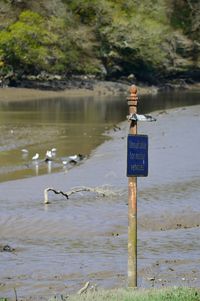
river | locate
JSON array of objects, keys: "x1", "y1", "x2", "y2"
[
  {"x1": 0, "y1": 87, "x2": 200, "y2": 299},
  {"x1": 0, "y1": 89, "x2": 199, "y2": 183}
]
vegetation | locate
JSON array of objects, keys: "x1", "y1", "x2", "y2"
[
  {"x1": 0, "y1": 0, "x2": 199, "y2": 83},
  {"x1": 57, "y1": 287, "x2": 200, "y2": 301},
  {"x1": 1, "y1": 287, "x2": 200, "y2": 301}
]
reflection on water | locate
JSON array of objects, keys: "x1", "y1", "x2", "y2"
[
  {"x1": 0, "y1": 90, "x2": 200, "y2": 182},
  {"x1": 0, "y1": 95, "x2": 128, "y2": 182},
  {"x1": 138, "y1": 89, "x2": 200, "y2": 113}
]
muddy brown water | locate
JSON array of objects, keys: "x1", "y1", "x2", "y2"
[{"x1": 0, "y1": 89, "x2": 200, "y2": 299}]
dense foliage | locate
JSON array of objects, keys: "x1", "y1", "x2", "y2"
[{"x1": 0, "y1": 0, "x2": 199, "y2": 83}]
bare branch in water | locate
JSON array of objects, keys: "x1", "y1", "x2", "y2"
[
  {"x1": 44, "y1": 187, "x2": 69, "y2": 204},
  {"x1": 44, "y1": 186, "x2": 107, "y2": 204}
]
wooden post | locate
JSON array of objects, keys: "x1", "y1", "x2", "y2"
[{"x1": 127, "y1": 85, "x2": 138, "y2": 287}]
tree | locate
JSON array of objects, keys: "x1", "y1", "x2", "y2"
[{"x1": 0, "y1": 10, "x2": 65, "y2": 73}]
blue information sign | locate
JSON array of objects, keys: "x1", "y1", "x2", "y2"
[{"x1": 127, "y1": 134, "x2": 148, "y2": 177}]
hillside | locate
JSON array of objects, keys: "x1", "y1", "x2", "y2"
[{"x1": 0, "y1": 0, "x2": 200, "y2": 86}]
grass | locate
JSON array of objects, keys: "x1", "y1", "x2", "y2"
[
  {"x1": 66, "y1": 287, "x2": 200, "y2": 301},
  {"x1": 1, "y1": 287, "x2": 200, "y2": 301}
]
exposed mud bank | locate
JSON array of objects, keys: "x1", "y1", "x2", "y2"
[
  {"x1": 1, "y1": 81, "x2": 200, "y2": 107},
  {"x1": 0, "y1": 104, "x2": 200, "y2": 299},
  {"x1": 0, "y1": 80, "x2": 159, "y2": 104}
]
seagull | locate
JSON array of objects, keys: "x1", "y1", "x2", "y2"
[
  {"x1": 62, "y1": 160, "x2": 68, "y2": 167},
  {"x1": 68, "y1": 154, "x2": 85, "y2": 164},
  {"x1": 69, "y1": 154, "x2": 84, "y2": 161},
  {"x1": 128, "y1": 113, "x2": 156, "y2": 122},
  {"x1": 51, "y1": 148, "x2": 57, "y2": 158},
  {"x1": 21, "y1": 149, "x2": 29, "y2": 159},
  {"x1": 45, "y1": 150, "x2": 53, "y2": 162},
  {"x1": 68, "y1": 154, "x2": 80, "y2": 164},
  {"x1": 46, "y1": 150, "x2": 52, "y2": 158},
  {"x1": 32, "y1": 153, "x2": 39, "y2": 160},
  {"x1": 69, "y1": 155, "x2": 78, "y2": 161}
]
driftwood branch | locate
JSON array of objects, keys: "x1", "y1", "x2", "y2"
[
  {"x1": 44, "y1": 188, "x2": 69, "y2": 204},
  {"x1": 44, "y1": 186, "x2": 107, "y2": 204},
  {"x1": 67, "y1": 187, "x2": 105, "y2": 197}
]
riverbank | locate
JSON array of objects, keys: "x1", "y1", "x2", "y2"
[
  {"x1": 0, "y1": 80, "x2": 158, "y2": 103},
  {"x1": 1, "y1": 78, "x2": 200, "y2": 103}
]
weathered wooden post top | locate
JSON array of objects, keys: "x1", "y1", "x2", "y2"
[
  {"x1": 126, "y1": 84, "x2": 156, "y2": 288},
  {"x1": 127, "y1": 85, "x2": 138, "y2": 119}
]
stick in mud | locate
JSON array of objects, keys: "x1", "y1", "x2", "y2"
[{"x1": 43, "y1": 186, "x2": 108, "y2": 204}]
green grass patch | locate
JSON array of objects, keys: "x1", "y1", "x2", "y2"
[
  {"x1": 66, "y1": 287, "x2": 200, "y2": 301},
  {"x1": 1, "y1": 287, "x2": 200, "y2": 301}
]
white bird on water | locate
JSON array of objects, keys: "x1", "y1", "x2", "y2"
[
  {"x1": 21, "y1": 149, "x2": 29, "y2": 159},
  {"x1": 46, "y1": 150, "x2": 53, "y2": 159},
  {"x1": 21, "y1": 149, "x2": 29, "y2": 154},
  {"x1": 32, "y1": 153, "x2": 39, "y2": 160},
  {"x1": 51, "y1": 148, "x2": 57, "y2": 158},
  {"x1": 62, "y1": 160, "x2": 68, "y2": 166}
]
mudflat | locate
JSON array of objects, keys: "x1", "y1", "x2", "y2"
[
  {"x1": 0, "y1": 82, "x2": 159, "y2": 103},
  {"x1": 0, "y1": 103, "x2": 199, "y2": 299}
]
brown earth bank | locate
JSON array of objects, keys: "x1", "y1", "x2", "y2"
[
  {"x1": 0, "y1": 80, "x2": 157, "y2": 102},
  {"x1": 7, "y1": 76, "x2": 200, "y2": 93},
  {"x1": 1, "y1": 78, "x2": 200, "y2": 103},
  {"x1": 7, "y1": 75, "x2": 198, "y2": 92}
]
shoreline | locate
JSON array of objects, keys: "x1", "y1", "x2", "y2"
[
  {"x1": 0, "y1": 81, "x2": 155, "y2": 102},
  {"x1": 1, "y1": 80, "x2": 200, "y2": 103}
]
